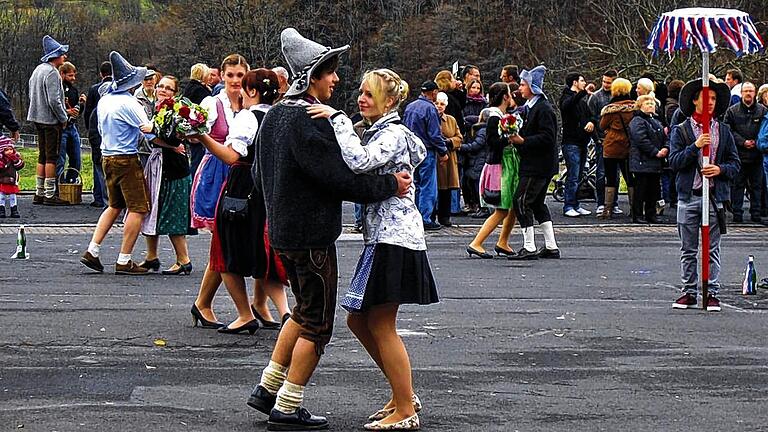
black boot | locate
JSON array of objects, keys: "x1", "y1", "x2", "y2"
[{"x1": 9, "y1": 205, "x2": 19, "y2": 218}]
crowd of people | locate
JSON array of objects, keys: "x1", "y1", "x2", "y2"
[{"x1": 0, "y1": 29, "x2": 760, "y2": 430}]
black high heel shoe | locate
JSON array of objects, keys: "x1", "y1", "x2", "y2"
[
  {"x1": 218, "y1": 319, "x2": 261, "y2": 335},
  {"x1": 466, "y1": 246, "x2": 493, "y2": 259},
  {"x1": 162, "y1": 262, "x2": 193, "y2": 275},
  {"x1": 191, "y1": 304, "x2": 225, "y2": 329},
  {"x1": 138, "y1": 258, "x2": 161, "y2": 272},
  {"x1": 494, "y1": 245, "x2": 517, "y2": 257},
  {"x1": 250, "y1": 305, "x2": 281, "y2": 329}
]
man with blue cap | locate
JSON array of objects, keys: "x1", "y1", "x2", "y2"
[
  {"x1": 508, "y1": 65, "x2": 561, "y2": 260},
  {"x1": 80, "y1": 51, "x2": 153, "y2": 276},
  {"x1": 27, "y1": 35, "x2": 70, "y2": 206}
]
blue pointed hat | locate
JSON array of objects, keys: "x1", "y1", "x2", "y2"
[
  {"x1": 109, "y1": 51, "x2": 147, "y2": 94},
  {"x1": 41, "y1": 35, "x2": 68, "y2": 62},
  {"x1": 520, "y1": 65, "x2": 546, "y2": 96}
]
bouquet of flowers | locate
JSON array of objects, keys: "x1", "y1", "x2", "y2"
[
  {"x1": 498, "y1": 112, "x2": 523, "y2": 138},
  {"x1": 154, "y1": 97, "x2": 209, "y2": 139}
]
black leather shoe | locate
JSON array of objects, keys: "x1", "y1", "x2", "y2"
[
  {"x1": 138, "y1": 258, "x2": 161, "y2": 272},
  {"x1": 190, "y1": 304, "x2": 224, "y2": 329},
  {"x1": 247, "y1": 384, "x2": 277, "y2": 415},
  {"x1": 251, "y1": 305, "x2": 281, "y2": 329},
  {"x1": 494, "y1": 245, "x2": 516, "y2": 257},
  {"x1": 508, "y1": 248, "x2": 539, "y2": 260},
  {"x1": 268, "y1": 407, "x2": 329, "y2": 431},
  {"x1": 537, "y1": 247, "x2": 561, "y2": 259},
  {"x1": 218, "y1": 319, "x2": 260, "y2": 335},
  {"x1": 466, "y1": 246, "x2": 493, "y2": 259},
  {"x1": 162, "y1": 261, "x2": 192, "y2": 275}
]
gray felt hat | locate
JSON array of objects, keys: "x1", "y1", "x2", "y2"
[
  {"x1": 281, "y1": 28, "x2": 349, "y2": 97},
  {"x1": 109, "y1": 51, "x2": 148, "y2": 94}
]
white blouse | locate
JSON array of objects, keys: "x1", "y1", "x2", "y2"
[
  {"x1": 200, "y1": 92, "x2": 236, "y2": 136},
  {"x1": 224, "y1": 104, "x2": 270, "y2": 157}
]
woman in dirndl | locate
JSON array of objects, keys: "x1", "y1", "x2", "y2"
[
  {"x1": 190, "y1": 54, "x2": 248, "y2": 328},
  {"x1": 137, "y1": 75, "x2": 193, "y2": 274},
  {"x1": 191, "y1": 69, "x2": 289, "y2": 334},
  {"x1": 308, "y1": 68, "x2": 438, "y2": 431},
  {"x1": 466, "y1": 82, "x2": 522, "y2": 259}
]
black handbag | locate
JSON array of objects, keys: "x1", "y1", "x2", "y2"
[
  {"x1": 482, "y1": 189, "x2": 501, "y2": 206},
  {"x1": 220, "y1": 194, "x2": 249, "y2": 222}
]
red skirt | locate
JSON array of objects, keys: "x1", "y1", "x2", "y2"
[{"x1": 0, "y1": 184, "x2": 19, "y2": 194}]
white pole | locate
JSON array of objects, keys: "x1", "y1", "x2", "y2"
[{"x1": 701, "y1": 51, "x2": 710, "y2": 228}]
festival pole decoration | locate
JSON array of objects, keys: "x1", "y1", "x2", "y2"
[{"x1": 648, "y1": 8, "x2": 764, "y2": 309}]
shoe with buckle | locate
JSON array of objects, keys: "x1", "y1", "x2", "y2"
[
  {"x1": 267, "y1": 407, "x2": 329, "y2": 431},
  {"x1": 115, "y1": 260, "x2": 149, "y2": 275},
  {"x1": 564, "y1": 208, "x2": 580, "y2": 217},
  {"x1": 162, "y1": 261, "x2": 193, "y2": 275},
  {"x1": 537, "y1": 247, "x2": 561, "y2": 259},
  {"x1": 368, "y1": 395, "x2": 422, "y2": 421},
  {"x1": 80, "y1": 251, "x2": 104, "y2": 273},
  {"x1": 508, "y1": 248, "x2": 539, "y2": 260},
  {"x1": 43, "y1": 196, "x2": 69, "y2": 206},
  {"x1": 247, "y1": 384, "x2": 277, "y2": 415},
  {"x1": 672, "y1": 293, "x2": 697, "y2": 309},
  {"x1": 576, "y1": 207, "x2": 591, "y2": 216},
  {"x1": 364, "y1": 414, "x2": 420, "y2": 431},
  {"x1": 706, "y1": 296, "x2": 721, "y2": 312}
]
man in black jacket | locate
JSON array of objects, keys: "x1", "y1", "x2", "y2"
[
  {"x1": 82, "y1": 61, "x2": 112, "y2": 208},
  {"x1": 247, "y1": 28, "x2": 411, "y2": 431},
  {"x1": 559, "y1": 72, "x2": 594, "y2": 217},
  {"x1": 724, "y1": 81, "x2": 767, "y2": 223},
  {"x1": 509, "y1": 65, "x2": 561, "y2": 260}
]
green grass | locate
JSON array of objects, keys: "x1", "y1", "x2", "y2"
[{"x1": 17, "y1": 148, "x2": 94, "y2": 191}]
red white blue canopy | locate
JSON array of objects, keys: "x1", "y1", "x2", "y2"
[{"x1": 648, "y1": 8, "x2": 764, "y2": 56}]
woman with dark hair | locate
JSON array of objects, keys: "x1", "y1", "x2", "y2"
[
  {"x1": 599, "y1": 77, "x2": 636, "y2": 219},
  {"x1": 190, "y1": 54, "x2": 248, "y2": 328},
  {"x1": 191, "y1": 69, "x2": 287, "y2": 334},
  {"x1": 466, "y1": 82, "x2": 521, "y2": 258},
  {"x1": 138, "y1": 75, "x2": 194, "y2": 275}
]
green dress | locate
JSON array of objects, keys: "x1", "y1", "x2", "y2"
[{"x1": 499, "y1": 145, "x2": 520, "y2": 210}]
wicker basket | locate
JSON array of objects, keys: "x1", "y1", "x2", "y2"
[{"x1": 58, "y1": 168, "x2": 82, "y2": 205}]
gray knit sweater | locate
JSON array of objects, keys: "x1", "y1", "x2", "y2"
[{"x1": 27, "y1": 62, "x2": 68, "y2": 125}]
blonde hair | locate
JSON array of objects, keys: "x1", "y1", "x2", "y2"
[
  {"x1": 58, "y1": 62, "x2": 76, "y2": 74},
  {"x1": 190, "y1": 63, "x2": 210, "y2": 82},
  {"x1": 758, "y1": 84, "x2": 768, "y2": 105},
  {"x1": 635, "y1": 94, "x2": 657, "y2": 110},
  {"x1": 611, "y1": 78, "x2": 632, "y2": 98},
  {"x1": 434, "y1": 70, "x2": 454, "y2": 91},
  {"x1": 637, "y1": 78, "x2": 655, "y2": 93},
  {"x1": 361, "y1": 68, "x2": 409, "y2": 113}
]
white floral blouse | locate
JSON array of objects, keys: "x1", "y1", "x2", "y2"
[{"x1": 330, "y1": 111, "x2": 427, "y2": 250}]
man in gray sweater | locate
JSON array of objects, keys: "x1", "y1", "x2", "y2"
[{"x1": 27, "y1": 35, "x2": 70, "y2": 205}]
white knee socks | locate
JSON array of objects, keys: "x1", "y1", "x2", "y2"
[
  {"x1": 260, "y1": 360, "x2": 288, "y2": 395},
  {"x1": 541, "y1": 221, "x2": 558, "y2": 250},
  {"x1": 522, "y1": 226, "x2": 536, "y2": 252},
  {"x1": 36, "y1": 176, "x2": 44, "y2": 197},
  {"x1": 0, "y1": 192, "x2": 5, "y2": 207},
  {"x1": 44, "y1": 178, "x2": 56, "y2": 198},
  {"x1": 8, "y1": 194, "x2": 16, "y2": 207},
  {"x1": 275, "y1": 381, "x2": 305, "y2": 414}
]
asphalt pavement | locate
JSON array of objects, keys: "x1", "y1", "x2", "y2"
[{"x1": 1, "y1": 195, "x2": 767, "y2": 431}]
